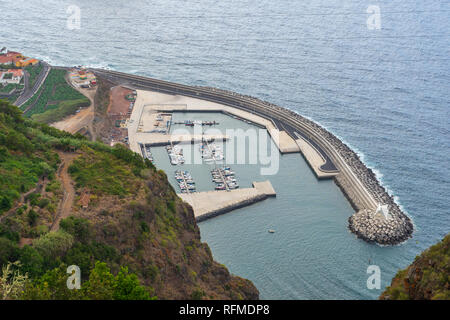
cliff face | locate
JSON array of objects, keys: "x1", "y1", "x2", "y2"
[
  {"x1": 380, "y1": 234, "x2": 449, "y2": 300},
  {"x1": 0, "y1": 99, "x2": 258, "y2": 300}
]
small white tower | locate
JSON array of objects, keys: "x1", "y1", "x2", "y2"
[{"x1": 374, "y1": 203, "x2": 391, "y2": 220}]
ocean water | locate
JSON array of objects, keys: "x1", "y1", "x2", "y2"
[{"x1": 1, "y1": 0, "x2": 449, "y2": 299}]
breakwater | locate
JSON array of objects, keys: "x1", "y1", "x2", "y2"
[
  {"x1": 180, "y1": 181, "x2": 277, "y2": 222},
  {"x1": 92, "y1": 68, "x2": 414, "y2": 245}
]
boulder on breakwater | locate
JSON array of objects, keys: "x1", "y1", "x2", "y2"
[{"x1": 348, "y1": 208, "x2": 414, "y2": 245}]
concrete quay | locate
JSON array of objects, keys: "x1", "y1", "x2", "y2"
[
  {"x1": 135, "y1": 133, "x2": 229, "y2": 147},
  {"x1": 93, "y1": 69, "x2": 414, "y2": 245},
  {"x1": 132, "y1": 90, "x2": 300, "y2": 154},
  {"x1": 295, "y1": 136, "x2": 338, "y2": 179},
  {"x1": 179, "y1": 181, "x2": 276, "y2": 222}
]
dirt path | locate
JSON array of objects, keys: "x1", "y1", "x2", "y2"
[
  {"x1": 50, "y1": 152, "x2": 77, "y2": 231},
  {"x1": 50, "y1": 85, "x2": 97, "y2": 141}
]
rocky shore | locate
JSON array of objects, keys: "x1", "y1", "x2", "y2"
[{"x1": 198, "y1": 85, "x2": 414, "y2": 245}]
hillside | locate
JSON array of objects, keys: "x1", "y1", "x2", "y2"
[
  {"x1": 380, "y1": 234, "x2": 449, "y2": 300},
  {"x1": 0, "y1": 99, "x2": 258, "y2": 300}
]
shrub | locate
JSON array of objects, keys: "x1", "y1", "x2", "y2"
[
  {"x1": 60, "y1": 216, "x2": 90, "y2": 242},
  {"x1": 140, "y1": 222, "x2": 150, "y2": 233},
  {"x1": 191, "y1": 288, "x2": 206, "y2": 300},
  {"x1": 18, "y1": 245, "x2": 44, "y2": 277},
  {"x1": 27, "y1": 210, "x2": 38, "y2": 226},
  {"x1": 0, "y1": 225, "x2": 19, "y2": 243},
  {"x1": 37, "y1": 198, "x2": 50, "y2": 209},
  {"x1": 0, "y1": 237, "x2": 20, "y2": 267},
  {"x1": 33, "y1": 230, "x2": 74, "y2": 260}
]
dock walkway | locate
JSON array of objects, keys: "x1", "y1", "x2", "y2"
[{"x1": 179, "y1": 180, "x2": 276, "y2": 222}]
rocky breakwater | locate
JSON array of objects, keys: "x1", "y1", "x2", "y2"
[
  {"x1": 197, "y1": 85, "x2": 414, "y2": 245},
  {"x1": 349, "y1": 209, "x2": 413, "y2": 245}
]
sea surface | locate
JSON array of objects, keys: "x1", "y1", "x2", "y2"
[{"x1": 1, "y1": 0, "x2": 449, "y2": 299}]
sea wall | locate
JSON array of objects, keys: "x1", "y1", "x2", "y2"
[{"x1": 195, "y1": 193, "x2": 269, "y2": 223}]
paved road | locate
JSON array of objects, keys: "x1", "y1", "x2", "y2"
[{"x1": 15, "y1": 61, "x2": 51, "y2": 107}]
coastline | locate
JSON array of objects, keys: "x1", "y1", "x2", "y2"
[{"x1": 85, "y1": 67, "x2": 414, "y2": 245}]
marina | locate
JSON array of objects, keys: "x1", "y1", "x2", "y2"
[
  {"x1": 211, "y1": 167, "x2": 239, "y2": 191},
  {"x1": 166, "y1": 143, "x2": 185, "y2": 165},
  {"x1": 175, "y1": 170, "x2": 196, "y2": 193},
  {"x1": 173, "y1": 120, "x2": 219, "y2": 126},
  {"x1": 200, "y1": 140, "x2": 224, "y2": 163}
]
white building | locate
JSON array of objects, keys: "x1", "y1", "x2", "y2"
[{"x1": 0, "y1": 69, "x2": 24, "y2": 84}]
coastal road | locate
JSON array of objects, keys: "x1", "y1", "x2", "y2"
[{"x1": 15, "y1": 61, "x2": 51, "y2": 107}]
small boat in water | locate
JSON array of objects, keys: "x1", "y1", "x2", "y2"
[{"x1": 268, "y1": 229, "x2": 275, "y2": 233}]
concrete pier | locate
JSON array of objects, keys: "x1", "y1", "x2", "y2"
[
  {"x1": 179, "y1": 181, "x2": 276, "y2": 222},
  {"x1": 137, "y1": 133, "x2": 228, "y2": 147}
]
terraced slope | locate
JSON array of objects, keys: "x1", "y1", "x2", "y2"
[{"x1": 20, "y1": 69, "x2": 90, "y2": 123}]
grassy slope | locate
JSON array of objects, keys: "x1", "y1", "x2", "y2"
[
  {"x1": 380, "y1": 234, "x2": 449, "y2": 300},
  {"x1": 21, "y1": 69, "x2": 89, "y2": 123},
  {"x1": 0, "y1": 99, "x2": 258, "y2": 300},
  {"x1": 25, "y1": 63, "x2": 43, "y2": 89}
]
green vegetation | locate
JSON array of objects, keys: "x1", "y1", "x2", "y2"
[
  {"x1": 0, "y1": 104, "x2": 60, "y2": 214},
  {"x1": 25, "y1": 63, "x2": 43, "y2": 89},
  {"x1": 20, "y1": 261, "x2": 153, "y2": 300},
  {"x1": 31, "y1": 98, "x2": 89, "y2": 124},
  {"x1": 0, "y1": 78, "x2": 24, "y2": 104},
  {"x1": 0, "y1": 99, "x2": 258, "y2": 300},
  {"x1": 21, "y1": 69, "x2": 89, "y2": 123},
  {"x1": 380, "y1": 234, "x2": 450, "y2": 300},
  {"x1": 0, "y1": 64, "x2": 21, "y2": 70},
  {"x1": 0, "y1": 99, "x2": 157, "y2": 299},
  {"x1": 0, "y1": 83, "x2": 23, "y2": 94},
  {"x1": 68, "y1": 143, "x2": 153, "y2": 197}
]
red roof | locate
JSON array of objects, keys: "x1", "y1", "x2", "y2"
[
  {"x1": 0, "y1": 56, "x2": 13, "y2": 64},
  {"x1": 0, "y1": 52, "x2": 23, "y2": 64},
  {"x1": 8, "y1": 69, "x2": 23, "y2": 77}
]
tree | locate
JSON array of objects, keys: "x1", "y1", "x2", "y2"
[
  {"x1": 27, "y1": 209, "x2": 38, "y2": 226},
  {"x1": 18, "y1": 245, "x2": 44, "y2": 278},
  {"x1": 0, "y1": 237, "x2": 19, "y2": 268},
  {"x1": 114, "y1": 267, "x2": 151, "y2": 300},
  {"x1": 81, "y1": 261, "x2": 115, "y2": 300},
  {"x1": 60, "y1": 216, "x2": 90, "y2": 242},
  {"x1": 0, "y1": 196, "x2": 11, "y2": 212},
  {"x1": 21, "y1": 264, "x2": 79, "y2": 300},
  {"x1": 0, "y1": 261, "x2": 28, "y2": 300},
  {"x1": 33, "y1": 230, "x2": 74, "y2": 262}
]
